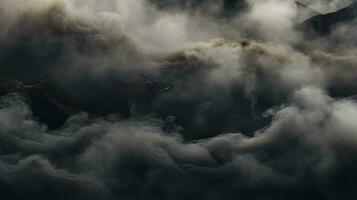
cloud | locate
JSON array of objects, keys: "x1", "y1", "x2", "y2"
[
  {"x1": 1, "y1": 0, "x2": 357, "y2": 199},
  {"x1": 241, "y1": 0, "x2": 299, "y2": 42},
  {"x1": 1, "y1": 86, "x2": 357, "y2": 199}
]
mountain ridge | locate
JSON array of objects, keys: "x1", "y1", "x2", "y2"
[{"x1": 300, "y1": 2, "x2": 357, "y2": 36}]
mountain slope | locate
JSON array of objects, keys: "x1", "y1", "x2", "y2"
[{"x1": 300, "y1": 3, "x2": 357, "y2": 36}]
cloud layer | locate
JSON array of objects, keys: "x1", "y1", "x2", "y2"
[{"x1": 1, "y1": 0, "x2": 357, "y2": 199}]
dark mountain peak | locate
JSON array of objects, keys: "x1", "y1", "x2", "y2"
[
  {"x1": 295, "y1": 1, "x2": 321, "y2": 22},
  {"x1": 300, "y1": 2, "x2": 357, "y2": 36}
]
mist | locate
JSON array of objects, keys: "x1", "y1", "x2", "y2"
[{"x1": 1, "y1": 0, "x2": 357, "y2": 199}]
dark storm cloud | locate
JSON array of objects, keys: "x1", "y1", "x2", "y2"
[
  {"x1": 1, "y1": 87, "x2": 357, "y2": 200},
  {"x1": 1, "y1": 0, "x2": 357, "y2": 199}
]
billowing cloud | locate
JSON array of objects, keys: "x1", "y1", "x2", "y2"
[{"x1": 1, "y1": 0, "x2": 357, "y2": 199}]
